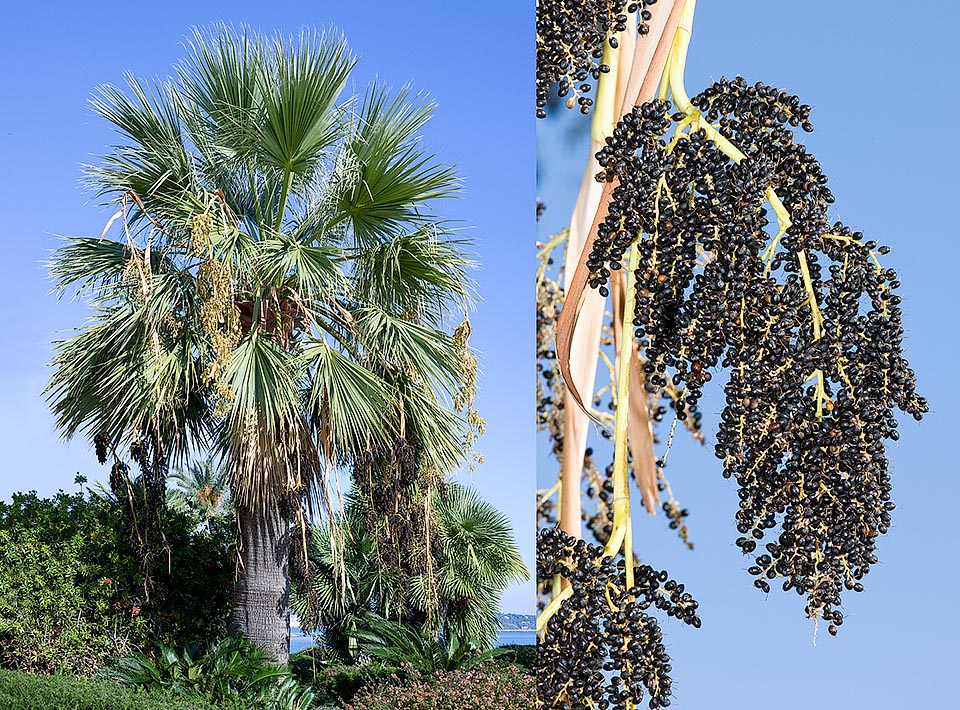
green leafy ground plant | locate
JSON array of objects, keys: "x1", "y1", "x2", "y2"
[{"x1": 104, "y1": 637, "x2": 315, "y2": 710}]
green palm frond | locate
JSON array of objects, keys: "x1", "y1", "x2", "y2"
[
  {"x1": 336, "y1": 84, "x2": 459, "y2": 247},
  {"x1": 254, "y1": 234, "x2": 345, "y2": 296},
  {"x1": 302, "y1": 338, "x2": 396, "y2": 457},
  {"x1": 351, "y1": 613, "x2": 507, "y2": 672},
  {"x1": 349, "y1": 227, "x2": 474, "y2": 324},
  {"x1": 221, "y1": 332, "x2": 316, "y2": 510},
  {"x1": 167, "y1": 458, "x2": 231, "y2": 523},
  {"x1": 438, "y1": 483, "x2": 528, "y2": 584},
  {"x1": 226, "y1": 332, "x2": 300, "y2": 431},
  {"x1": 87, "y1": 75, "x2": 198, "y2": 231},
  {"x1": 353, "y1": 306, "x2": 462, "y2": 397},
  {"x1": 351, "y1": 614, "x2": 440, "y2": 672},
  {"x1": 46, "y1": 295, "x2": 209, "y2": 457},
  {"x1": 176, "y1": 24, "x2": 265, "y2": 164},
  {"x1": 48, "y1": 237, "x2": 172, "y2": 295},
  {"x1": 258, "y1": 30, "x2": 354, "y2": 179},
  {"x1": 295, "y1": 480, "x2": 526, "y2": 654},
  {"x1": 398, "y1": 379, "x2": 467, "y2": 473},
  {"x1": 354, "y1": 85, "x2": 435, "y2": 161}
]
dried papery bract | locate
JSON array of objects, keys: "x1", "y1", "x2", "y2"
[{"x1": 554, "y1": 0, "x2": 683, "y2": 554}]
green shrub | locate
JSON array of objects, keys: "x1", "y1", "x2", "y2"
[
  {"x1": 104, "y1": 637, "x2": 316, "y2": 710},
  {"x1": 0, "y1": 487, "x2": 232, "y2": 674},
  {"x1": 352, "y1": 615, "x2": 509, "y2": 673},
  {"x1": 497, "y1": 644, "x2": 536, "y2": 671},
  {"x1": 341, "y1": 662, "x2": 535, "y2": 710},
  {"x1": 289, "y1": 654, "x2": 397, "y2": 706},
  {"x1": 0, "y1": 669, "x2": 223, "y2": 710}
]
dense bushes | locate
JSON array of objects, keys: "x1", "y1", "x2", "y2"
[
  {"x1": 0, "y1": 670, "x2": 221, "y2": 710},
  {"x1": 0, "y1": 486, "x2": 233, "y2": 673},
  {"x1": 340, "y1": 662, "x2": 536, "y2": 710},
  {"x1": 0, "y1": 485, "x2": 536, "y2": 709},
  {"x1": 289, "y1": 654, "x2": 397, "y2": 707},
  {"x1": 497, "y1": 644, "x2": 536, "y2": 671}
]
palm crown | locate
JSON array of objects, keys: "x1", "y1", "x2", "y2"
[
  {"x1": 293, "y1": 482, "x2": 528, "y2": 651},
  {"x1": 166, "y1": 458, "x2": 231, "y2": 527},
  {"x1": 46, "y1": 25, "x2": 476, "y2": 511}
]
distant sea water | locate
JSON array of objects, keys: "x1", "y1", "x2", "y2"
[
  {"x1": 496, "y1": 629, "x2": 536, "y2": 646},
  {"x1": 290, "y1": 628, "x2": 535, "y2": 654}
]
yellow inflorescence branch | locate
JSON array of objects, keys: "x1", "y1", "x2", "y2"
[{"x1": 606, "y1": 240, "x2": 641, "y2": 593}]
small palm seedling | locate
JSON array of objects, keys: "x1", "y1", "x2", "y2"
[{"x1": 536, "y1": 2, "x2": 926, "y2": 708}]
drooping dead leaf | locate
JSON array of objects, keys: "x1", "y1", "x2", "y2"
[
  {"x1": 611, "y1": 270, "x2": 659, "y2": 514},
  {"x1": 556, "y1": 0, "x2": 685, "y2": 419}
]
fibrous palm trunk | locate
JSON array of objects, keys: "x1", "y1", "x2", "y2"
[{"x1": 229, "y1": 502, "x2": 291, "y2": 664}]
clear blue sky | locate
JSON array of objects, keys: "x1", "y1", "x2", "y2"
[
  {"x1": 538, "y1": 1, "x2": 958, "y2": 707},
  {"x1": 0, "y1": 1, "x2": 533, "y2": 613}
]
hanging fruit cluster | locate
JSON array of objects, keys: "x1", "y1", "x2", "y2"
[
  {"x1": 536, "y1": 0, "x2": 660, "y2": 117},
  {"x1": 537, "y1": 527, "x2": 700, "y2": 709},
  {"x1": 537, "y1": 2, "x2": 926, "y2": 708},
  {"x1": 589, "y1": 78, "x2": 925, "y2": 626}
]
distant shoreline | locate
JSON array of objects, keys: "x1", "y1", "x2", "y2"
[
  {"x1": 496, "y1": 613, "x2": 536, "y2": 632},
  {"x1": 289, "y1": 612, "x2": 537, "y2": 653}
]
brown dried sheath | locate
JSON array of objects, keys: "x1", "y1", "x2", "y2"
[
  {"x1": 557, "y1": 3, "x2": 673, "y2": 540},
  {"x1": 555, "y1": 0, "x2": 686, "y2": 419},
  {"x1": 612, "y1": 269, "x2": 659, "y2": 513}
]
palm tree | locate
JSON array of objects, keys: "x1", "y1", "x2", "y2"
[
  {"x1": 434, "y1": 483, "x2": 529, "y2": 643},
  {"x1": 46, "y1": 25, "x2": 476, "y2": 664},
  {"x1": 293, "y1": 482, "x2": 528, "y2": 655},
  {"x1": 167, "y1": 458, "x2": 231, "y2": 531}
]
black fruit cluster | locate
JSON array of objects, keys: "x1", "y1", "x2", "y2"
[
  {"x1": 586, "y1": 77, "x2": 927, "y2": 626},
  {"x1": 536, "y1": 1, "x2": 658, "y2": 118},
  {"x1": 537, "y1": 527, "x2": 700, "y2": 709},
  {"x1": 352, "y1": 437, "x2": 441, "y2": 580}
]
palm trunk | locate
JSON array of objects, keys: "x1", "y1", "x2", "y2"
[{"x1": 229, "y1": 501, "x2": 291, "y2": 665}]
